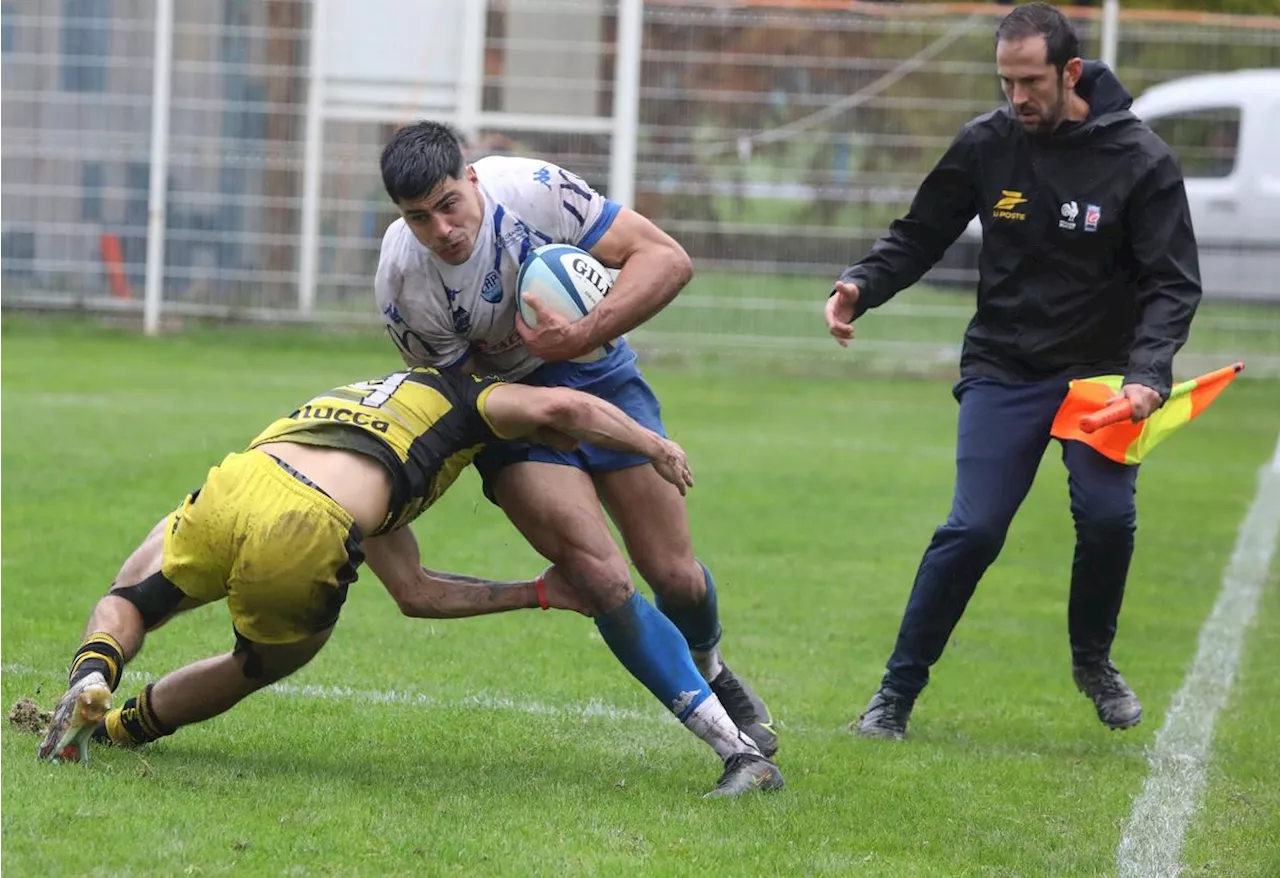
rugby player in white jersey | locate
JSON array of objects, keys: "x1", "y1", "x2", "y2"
[{"x1": 374, "y1": 121, "x2": 780, "y2": 797}]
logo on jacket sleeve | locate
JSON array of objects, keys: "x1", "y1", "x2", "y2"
[
  {"x1": 993, "y1": 190, "x2": 1028, "y2": 221},
  {"x1": 1059, "y1": 201, "x2": 1079, "y2": 230},
  {"x1": 1084, "y1": 204, "x2": 1102, "y2": 232}
]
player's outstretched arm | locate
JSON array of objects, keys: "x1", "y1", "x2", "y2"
[
  {"x1": 482, "y1": 384, "x2": 695, "y2": 495},
  {"x1": 364, "y1": 526, "x2": 586, "y2": 617}
]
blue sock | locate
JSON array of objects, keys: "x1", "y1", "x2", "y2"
[
  {"x1": 594, "y1": 590, "x2": 711, "y2": 721},
  {"x1": 655, "y1": 561, "x2": 723, "y2": 652}
]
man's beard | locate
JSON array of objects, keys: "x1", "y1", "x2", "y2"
[{"x1": 1020, "y1": 83, "x2": 1067, "y2": 136}]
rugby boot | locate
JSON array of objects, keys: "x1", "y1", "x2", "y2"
[
  {"x1": 709, "y1": 663, "x2": 778, "y2": 757},
  {"x1": 1073, "y1": 660, "x2": 1142, "y2": 730},
  {"x1": 853, "y1": 686, "x2": 914, "y2": 740},
  {"x1": 704, "y1": 752, "x2": 784, "y2": 798},
  {"x1": 37, "y1": 672, "x2": 112, "y2": 764}
]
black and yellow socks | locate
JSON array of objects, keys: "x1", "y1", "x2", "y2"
[
  {"x1": 69, "y1": 632, "x2": 125, "y2": 691},
  {"x1": 94, "y1": 683, "x2": 175, "y2": 747}
]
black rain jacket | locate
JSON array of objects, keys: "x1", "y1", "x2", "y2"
[{"x1": 837, "y1": 62, "x2": 1202, "y2": 398}]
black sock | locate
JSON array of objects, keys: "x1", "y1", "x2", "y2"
[{"x1": 70, "y1": 632, "x2": 125, "y2": 691}]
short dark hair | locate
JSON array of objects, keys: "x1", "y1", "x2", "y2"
[
  {"x1": 380, "y1": 120, "x2": 467, "y2": 204},
  {"x1": 996, "y1": 2, "x2": 1081, "y2": 74}
]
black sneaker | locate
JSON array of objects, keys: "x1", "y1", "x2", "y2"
[
  {"x1": 852, "y1": 686, "x2": 914, "y2": 740},
  {"x1": 1073, "y1": 660, "x2": 1142, "y2": 730},
  {"x1": 709, "y1": 664, "x2": 778, "y2": 758},
  {"x1": 704, "y1": 752, "x2": 784, "y2": 798}
]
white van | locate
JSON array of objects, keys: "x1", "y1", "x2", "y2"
[
  {"x1": 956, "y1": 68, "x2": 1280, "y2": 301},
  {"x1": 1131, "y1": 68, "x2": 1280, "y2": 301}
]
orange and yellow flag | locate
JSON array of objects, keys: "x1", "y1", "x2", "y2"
[{"x1": 1050, "y1": 363, "x2": 1243, "y2": 465}]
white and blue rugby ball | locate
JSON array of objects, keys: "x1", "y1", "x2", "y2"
[{"x1": 516, "y1": 244, "x2": 617, "y2": 363}]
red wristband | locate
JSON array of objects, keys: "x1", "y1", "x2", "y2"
[{"x1": 535, "y1": 576, "x2": 549, "y2": 611}]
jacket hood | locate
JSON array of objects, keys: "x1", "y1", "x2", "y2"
[
  {"x1": 1076, "y1": 61, "x2": 1133, "y2": 117},
  {"x1": 1038, "y1": 61, "x2": 1136, "y2": 142}
]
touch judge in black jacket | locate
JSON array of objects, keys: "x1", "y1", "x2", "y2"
[{"x1": 825, "y1": 2, "x2": 1202, "y2": 739}]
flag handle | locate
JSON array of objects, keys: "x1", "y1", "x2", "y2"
[
  {"x1": 1080, "y1": 399, "x2": 1132, "y2": 434},
  {"x1": 1077, "y1": 363, "x2": 1243, "y2": 434}
]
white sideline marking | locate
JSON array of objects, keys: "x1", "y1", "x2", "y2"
[
  {"x1": 0, "y1": 662, "x2": 668, "y2": 727},
  {"x1": 5, "y1": 660, "x2": 841, "y2": 740},
  {"x1": 3, "y1": 662, "x2": 829, "y2": 737},
  {"x1": 1117, "y1": 431, "x2": 1280, "y2": 878},
  {"x1": 270, "y1": 680, "x2": 671, "y2": 726}
]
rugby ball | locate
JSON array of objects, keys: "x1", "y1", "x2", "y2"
[{"x1": 516, "y1": 244, "x2": 616, "y2": 363}]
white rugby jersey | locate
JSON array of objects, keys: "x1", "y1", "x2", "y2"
[{"x1": 375, "y1": 155, "x2": 620, "y2": 380}]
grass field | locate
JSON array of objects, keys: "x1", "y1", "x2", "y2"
[
  {"x1": 2, "y1": 316, "x2": 1278, "y2": 877},
  {"x1": 636, "y1": 273, "x2": 1280, "y2": 374}
]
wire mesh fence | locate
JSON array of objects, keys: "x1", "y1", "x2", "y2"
[{"x1": 3, "y1": 0, "x2": 1278, "y2": 374}]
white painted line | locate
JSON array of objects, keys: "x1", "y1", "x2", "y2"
[
  {"x1": 271, "y1": 680, "x2": 670, "y2": 726},
  {"x1": 0, "y1": 662, "x2": 668, "y2": 727},
  {"x1": 1117, "y1": 431, "x2": 1280, "y2": 878},
  {"x1": 3, "y1": 662, "x2": 825, "y2": 737}
]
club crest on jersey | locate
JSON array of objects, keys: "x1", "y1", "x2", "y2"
[
  {"x1": 1084, "y1": 204, "x2": 1102, "y2": 232},
  {"x1": 480, "y1": 270, "x2": 504, "y2": 304}
]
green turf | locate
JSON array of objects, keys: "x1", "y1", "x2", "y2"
[
  {"x1": 1181, "y1": 565, "x2": 1280, "y2": 877},
  {"x1": 305, "y1": 268, "x2": 1280, "y2": 374},
  {"x1": 2, "y1": 316, "x2": 1277, "y2": 876},
  {"x1": 638, "y1": 272, "x2": 1280, "y2": 367}
]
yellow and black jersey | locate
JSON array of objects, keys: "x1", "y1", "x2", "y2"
[{"x1": 247, "y1": 368, "x2": 514, "y2": 535}]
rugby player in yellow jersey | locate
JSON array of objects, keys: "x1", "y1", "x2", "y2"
[{"x1": 37, "y1": 366, "x2": 697, "y2": 776}]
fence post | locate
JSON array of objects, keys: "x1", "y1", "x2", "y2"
[
  {"x1": 143, "y1": 0, "x2": 174, "y2": 336},
  {"x1": 298, "y1": 0, "x2": 328, "y2": 315},
  {"x1": 457, "y1": 0, "x2": 487, "y2": 143},
  {"x1": 609, "y1": 0, "x2": 642, "y2": 208},
  {"x1": 1101, "y1": 0, "x2": 1120, "y2": 70}
]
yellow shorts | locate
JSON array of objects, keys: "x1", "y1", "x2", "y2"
[{"x1": 162, "y1": 450, "x2": 363, "y2": 644}]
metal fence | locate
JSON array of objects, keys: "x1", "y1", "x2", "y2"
[{"x1": 3, "y1": 0, "x2": 1278, "y2": 373}]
